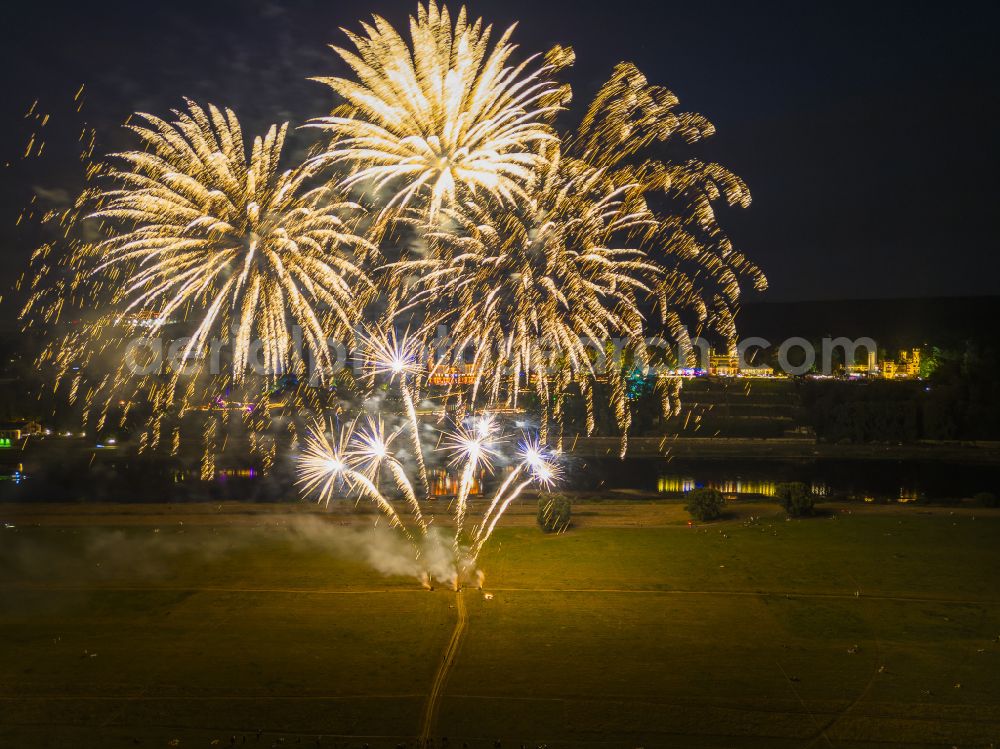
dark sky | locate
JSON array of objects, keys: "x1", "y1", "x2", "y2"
[{"x1": 2, "y1": 0, "x2": 998, "y2": 302}]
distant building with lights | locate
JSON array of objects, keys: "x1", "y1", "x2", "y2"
[
  {"x1": 844, "y1": 348, "x2": 922, "y2": 379},
  {"x1": 846, "y1": 350, "x2": 879, "y2": 377},
  {"x1": 427, "y1": 366, "x2": 477, "y2": 387},
  {"x1": 708, "y1": 353, "x2": 740, "y2": 377},
  {"x1": 708, "y1": 350, "x2": 776, "y2": 378},
  {"x1": 0, "y1": 420, "x2": 41, "y2": 446},
  {"x1": 739, "y1": 364, "x2": 777, "y2": 378},
  {"x1": 880, "y1": 348, "x2": 921, "y2": 379}
]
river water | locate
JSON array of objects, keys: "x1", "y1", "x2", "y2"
[{"x1": 575, "y1": 457, "x2": 1000, "y2": 502}]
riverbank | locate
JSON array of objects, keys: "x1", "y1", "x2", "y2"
[
  {"x1": 3, "y1": 498, "x2": 997, "y2": 528},
  {"x1": 569, "y1": 435, "x2": 1000, "y2": 463}
]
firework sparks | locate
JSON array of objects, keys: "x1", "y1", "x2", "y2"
[
  {"x1": 298, "y1": 419, "x2": 413, "y2": 541},
  {"x1": 349, "y1": 416, "x2": 427, "y2": 534},
  {"x1": 91, "y1": 100, "x2": 372, "y2": 380},
  {"x1": 391, "y1": 146, "x2": 658, "y2": 453},
  {"x1": 297, "y1": 424, "x2": 353, "y2": 504},
  {"x1": 309, "y1": 1, "x2": 569, "y2": 219},
  {"x1": 570, "y1": 62, "x2": 768, "y2": 346},
  {"x1": 385, "y1": 57, "x2": 766, "y2": 455},
  {"x1": 359, "y1": 328, "x2": 432, "y2": 499},
  {"x1": 21, "y1": 3, "x2": 763, "y2": 582},
  {"x1": 442, "y1": 414, "x2": 501, "y2": 549},
  {"x1": 298, "y1": 403, "x2": 558, "y2": 587},
  {"x1": 24, "y1": 100, "x2": 373, "y2": 457}
]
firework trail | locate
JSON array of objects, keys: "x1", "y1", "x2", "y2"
[
  {"x1": 442, "y1": 414, "x2": 499, "y2": 554},
  {"x1": 297, "y1": 359, "x2": 558, "y2": 588},
  {"x1": 359, "y1": 328, "x2": 432, "y2": 500},
  {"x1": 298, "y1": 420, "x2": 415, "y2": 543},
  {"x1": 348, "y1": 415, "x2": 428, "y2": 535},
  {"x1": 471, "y1": 434, "x2": 559, "y2": 558}
]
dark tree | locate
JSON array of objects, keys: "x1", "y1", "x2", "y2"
[
  {"x1": 684, "y1": 487, "x2": 725, "y2": 521},
  {"x1": 537, "y1": 494, "x2": 572, "y2": 533},
  {"x1": 775, "y1": 482, "x2": 816, "y2": 517},
  {"x1": 974, "y1": 492, "x2": 998, "y2": 508}
]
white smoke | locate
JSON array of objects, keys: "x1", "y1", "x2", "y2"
[
  {"x1": 284, "y1": 517, "x2": 469, "y2": 588},
  {"x1": 0, "y1": 515, "x2": 478, "y2": 590}
]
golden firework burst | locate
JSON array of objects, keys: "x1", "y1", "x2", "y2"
[
  {"x1": 91, "y1": 99, "x2": 373, "y2": 379},
  {"x1": 387, "y1": 146, "x2": 656, "y2": 449},
  {"x1": 24, "y1": 100, "x2": 373, "y2": 456},
  {"x1": 309, "y1": 1, "x2": 570, "y2": 219}
]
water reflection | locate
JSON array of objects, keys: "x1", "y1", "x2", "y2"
[
  {"x1": 657, "y1": 472, "x2": 929, "y2": 502},
  {"x1": 172, "y1": 467, "x2": 258, "y2": 482},
  {"x1": 651, "y1": 462, "x2": 991, "y2": 503},
  {"x1": 658, "y1": 476, "x2": 776, "y2": 497},
  {"x1": 656, "y1": 476, "x2": 695, "y2": 494},
  {"x1": 429, "y1": 468, "x2": 483, "y2": 497}
]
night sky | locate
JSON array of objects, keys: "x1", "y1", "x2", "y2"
[{"x1": 2, "y1": 0, "x2": 998, "y2": 302}]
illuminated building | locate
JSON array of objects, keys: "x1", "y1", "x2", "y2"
[
  {"x1": 846, "y1": 350, "x2": 878, "y2": 378},
  {"x1": 739, "y1": 364, "x2": 777, "y2": 378},
  {"x1": 0, "y1": 420, "x2": 42, "y2": 444},
  {"x1": 708, "y1": 353, "x2": 740, "y2": 377},
  {"x1": 880, "y1": 348, "x2": 922, "y2": 379},
  {"x1": 708, "y1": 350, "x2": 776, "y2": 378},
  {"x1": 427, "y1": 366, "x2": 477, "y2": 387}
]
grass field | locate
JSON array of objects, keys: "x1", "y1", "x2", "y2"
[{"x1": 1, "y1": 501, "x2": 999, "y2": 748}]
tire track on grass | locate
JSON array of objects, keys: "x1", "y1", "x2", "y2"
[{"x1": 419, "y1": 590, "x2": 467, "y2": 744}]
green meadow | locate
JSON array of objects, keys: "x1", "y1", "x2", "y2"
[{"x1": 1, "y1": 503, "x2": 998, "y2": 747}]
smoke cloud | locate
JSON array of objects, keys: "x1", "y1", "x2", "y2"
[{"x1": 0, "y1": 515, "x2": 469, "y2": 590}]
